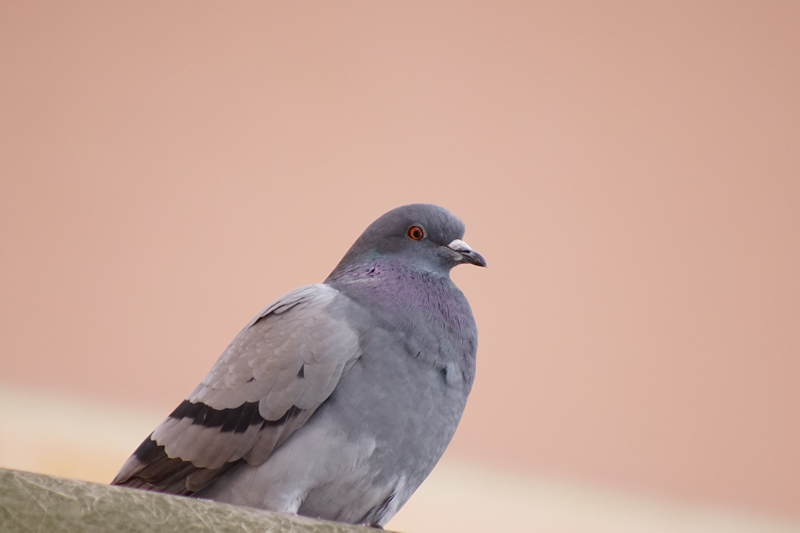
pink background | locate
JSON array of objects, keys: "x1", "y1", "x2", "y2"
[{"x1": 2, "y1": 1, "x2": 799, "y2": 520}]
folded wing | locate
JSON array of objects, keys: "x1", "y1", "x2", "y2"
[{"x1": 112, "y1": 283, "x2": 362, "y2": 494}]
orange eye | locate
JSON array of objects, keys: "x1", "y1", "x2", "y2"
[{"x1": 408, "y1": 225, "x2": 425, "y2": 240}]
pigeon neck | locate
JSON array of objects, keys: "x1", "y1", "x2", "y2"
[
  {"x1": 325, "y1": 257, "x2": 451, "y2": 286},
  {"x1": 324, "y1": 259, "x2": 471, "y2": 329}
]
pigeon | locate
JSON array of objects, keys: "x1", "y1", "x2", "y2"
[{"x1": 112, "y1": 203, "x2": 486, "y2": 527}]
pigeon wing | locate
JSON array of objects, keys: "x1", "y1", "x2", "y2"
[{"x1": 112, "y1": 283, "x2": 362, "y2": 494}]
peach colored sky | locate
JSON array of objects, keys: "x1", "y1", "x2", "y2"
[{"x1": 2, "y1": 0, "x2": 799, "y2": 519}]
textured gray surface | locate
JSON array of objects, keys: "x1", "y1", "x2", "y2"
[{"x1": 0, "y1": 468, "x2": 369, "y2": 533}]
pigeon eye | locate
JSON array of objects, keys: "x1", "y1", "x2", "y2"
[{"x1": 407, "y1": 225, "x2": 425, "y2": 241}]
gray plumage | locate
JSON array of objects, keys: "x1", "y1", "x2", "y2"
[{"x1": 112, "y1": 203, "x2": 486, "y2": 526}]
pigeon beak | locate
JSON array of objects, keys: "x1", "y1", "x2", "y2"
[{"x1": 447, "y1": 239, "x2": 487, "y2": 268}]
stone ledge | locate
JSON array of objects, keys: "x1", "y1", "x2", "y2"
[{"x1": 0, "y1": 467, "x2": 372, "y2": 533}]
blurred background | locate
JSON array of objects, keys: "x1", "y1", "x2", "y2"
[{"x1": 1, "y1": 2, "x2": 799, "y2": 532}]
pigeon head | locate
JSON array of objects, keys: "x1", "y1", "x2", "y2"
[{"x1": 328, "y1": 204, "x2": 486, "y2": 278}]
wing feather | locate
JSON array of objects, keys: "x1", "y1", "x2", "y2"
[{"x1": 112, "y1": 283, "x2": 361, "y2": 493}]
